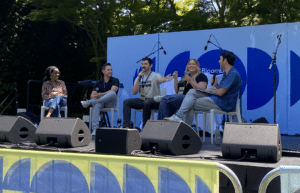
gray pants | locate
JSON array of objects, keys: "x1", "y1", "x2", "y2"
[
  {"x1": 176, "y1": 89, "x2": 222, "y2": 126},
  {"x1": 89, "y1": 91, "x2": 117, "y2": 131}
]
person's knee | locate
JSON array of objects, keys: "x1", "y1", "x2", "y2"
[
  {"x1": 123, "y1": 98, "x2": 130, "y2": 106},
  {"x1": 143, "y1": 99, "x2": 153, "y2": 108},
  {"x1": 159, "y1": 101, "x2": 167, "y2": 110},
  {"x1": 186, "y1": 89, "x2": 196, "y2": 96},
  {"x1": 109, "y1": 91, "x2": 117, "y2": 97},
  {"x1": 123, "y1": 98, "x2": 135, "y2": 110}
]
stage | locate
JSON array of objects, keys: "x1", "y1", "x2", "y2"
[{"x1": 4, "y1": 134, "x2": 297, "y2": 193}]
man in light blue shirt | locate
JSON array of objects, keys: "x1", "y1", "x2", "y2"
[{"x1": 166, "y1": 51, "x2": 242, "y2": 126}]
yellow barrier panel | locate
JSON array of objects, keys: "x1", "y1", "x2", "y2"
[{"x1": 0, "y1": 148, "x2": 219, "y2": 193}]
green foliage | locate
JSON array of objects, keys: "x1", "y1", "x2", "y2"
[
  {"x1": 209, "y1": 0, "x2": 300, "y2": 27},
  {"x1": 1, "y1": 0, "x2": 299, "y2": 116}
]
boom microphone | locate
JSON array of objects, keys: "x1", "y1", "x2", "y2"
[
  {"x1": 211, "y1": 69, "x2": 218, "y2": 86},
  {"x1": 204, "y1": 35, "x2": 211, "y2": 50},
  {"x1": 277, "y1": 34, "x2": 282, "y2": 40},
  {"x1": 159, "y1": 42, "x2": 167, "y2": 55}
]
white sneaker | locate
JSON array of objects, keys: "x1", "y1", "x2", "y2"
[
  {"x1": 81, "y1": 100, "x2": 90, "y2": 108},
  {"x1": 154, "y1": 95, "x2": 164, "y2": 102},
  {"x1": 164, "y1": 114, "x2": 183, "y2": 122}
]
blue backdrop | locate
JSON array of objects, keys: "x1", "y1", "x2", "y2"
[{"x1": 107, "y1": 22, "x2": 300, "y2": 135}]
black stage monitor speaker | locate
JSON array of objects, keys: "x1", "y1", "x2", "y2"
[
  {"x1": 0, "y1": 116, "x2": 37, "y2": 143},
  {"x1": 17, "y1": 112, "x2": 40, "y2": 126},
  {"x1": 252, "y1": 117, "x2": 269, "y2": 124},
  {"x1": 35, "y1": 118, "x2": 91, "y2": 147},
  {"x1": 95, "y1": 128, "x2": 142, "y2": 155},
  {"x1": 140, "y1": 120, "x2": 202, "y2": 155},
  {"x1": 222, "y1": 123, "x2": 282, "y2": 162}
]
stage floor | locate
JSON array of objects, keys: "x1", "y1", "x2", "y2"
[{"x1": 57, "y1": 134, "x2": 300, "y2": 167}]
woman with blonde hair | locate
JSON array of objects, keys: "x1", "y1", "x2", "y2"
[
  {"x1": 41, "y1": 66, "x2": 67, "y2": 117},
  {"x1": 156, "y1": 59, "x2": 208, "y2": 120}
]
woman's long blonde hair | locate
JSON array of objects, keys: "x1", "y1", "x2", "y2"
[{"x1": 179, "y1": 59, "x2": 201, "y2": 83}]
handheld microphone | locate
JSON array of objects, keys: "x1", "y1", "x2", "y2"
[
  {"x1": 159, "y1": 42, "x2": 167, "y2": 55},
  {"x1": 211, "y1": 69, "x2": 218, "y2": 86},
  {"x1": 139, "y1": 69, "x2": 146, "y2": 81},
  {"x1": 185, "y1": 71, "x2": 190, "y2": 76},
  {"x1": 204, "y1": 35, "x2": 211, "y2": 50}
]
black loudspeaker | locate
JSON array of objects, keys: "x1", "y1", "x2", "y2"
[
  {"x1": 0, "y1": 116, "x2": 37, "y2": 143},
  {"x1": 252, "y1": 117, "x2": 269, "y2": 123},
  {"x1": 95, "y1": 128, "x2": 142, "y2": 155},
  {"x1": 140, "y1": 120, "x2": 202, "y2": 155},
  {"x1": 222, "y1": 123, "x2": 282, "y2": 162},
  {"x1": 35, "y1": 118, "x2": 91, "y2": 147},
  {"x1": 17, "y1": 112, "x2": 40, "y2": 126}
]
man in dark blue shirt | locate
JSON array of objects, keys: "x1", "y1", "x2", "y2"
[
  {"x1": 166, "y1": 51, "x2": 242, "y2": 126},
  {"x1": 81, "y1": 63, "x2": 119, "y2": 132}
]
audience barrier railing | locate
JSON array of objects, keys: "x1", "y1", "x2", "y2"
[
  {"x1": 217, "y1": 163, "x2": 243, "y2": 193},
  {"x1": 258, "y1": 165, "x2": 300, "y2": 193}
]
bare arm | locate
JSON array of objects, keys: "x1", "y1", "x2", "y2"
[
  {"x1": 157, "y1": 74, "x2": 173, "y2": 84},
  {"x1": 132, "y1": 72, "x2": 143, "y2": 95},
  {"x1": 173, "y1": 71, "x2": 179, "y2": 93},
  {"x1": 204, "y1": 76, "x2": 228, "y2": 96},
  {"x1": 185, "y1": 75, "x2": 208, "y2": 90},
  {"x1": 205, "y1": 87, "x2": 228, "y2": 96}
]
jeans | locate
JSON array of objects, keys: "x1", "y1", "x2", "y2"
[
  {"x1": 44, "y1": 96, "x2": 67, "y2": 117},
  {"x1": 123, "y1": 98, "x2": 159, "y2": 128},
  {"x1": 157, "y1": 94, "x2": 185, "y2": 120},
  {"x1": 176, "y1": 89, "x2": 221, "y2": 126},
  {"x1": 90, "y1": 91, "x2": 117, "y2": 132}
]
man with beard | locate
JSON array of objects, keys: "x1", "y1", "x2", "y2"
[
  {"x1": 123, "y1": 57, "x2": 173, "y2": 129},
  {"x1": 81, "y1": 63, "x2": 120, "y2": 133}
]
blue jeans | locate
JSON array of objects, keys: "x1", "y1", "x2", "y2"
[
  {"x1": 90, "y1": 91, "x2": 117, "y2": 131},
  {"x1": 157, "y1": 94, "x2": 185, "y2": 120},
  {"x1": 176, "y1": 89, "x2": 221, "y2": 126},
  {"x1": 44, "y1": 96, "x2": 67, "y2": 117}
]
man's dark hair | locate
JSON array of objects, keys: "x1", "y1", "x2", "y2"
[
  {"x1": 221, "y1": 51, "x2": 236, "y2": 66},
  {"x1": 102, "y1": 63, "x2": 112, "y2": 70},
  {"x1": 142, "y1": 57, "x2": 153, "y2": 65}
]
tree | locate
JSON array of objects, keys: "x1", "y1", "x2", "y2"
[
  {"x1": 0, "y1": 0, "x2": 33, "y2": 113},
  {"x1": 207, "y1": 0, "x2": 300, "y2": 28},
  {"x1": 28, "y1": 0, "x2": 121, "y2": 79},
  {"x1": 169, "y1": 0, "x2": 214, "y2": 31},
  {"x1": 254, "y1": 0, "x2": 300, "y2": 24}
]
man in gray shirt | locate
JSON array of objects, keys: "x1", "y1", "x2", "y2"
[{"x1": 123, "y1": 57, "x2": 173, "y2": 128}]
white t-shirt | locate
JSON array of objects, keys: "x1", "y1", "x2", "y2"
[{"x1": 134, "y1": 72, "x2": 161, "y2": 98}]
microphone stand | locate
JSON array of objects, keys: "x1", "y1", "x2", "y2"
[
  {"x1": 136, "y1": 47, "x2": 165, "y2": 63},
  {"x1": 206, "y1": 34, "x2": 224, "y2": 51},
  {"x1": 208, "y1": 41, "x2": 224, "y2": 51},
  {"x1": 269, "y1": 35, "x2": 282, "y2": 124}
]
